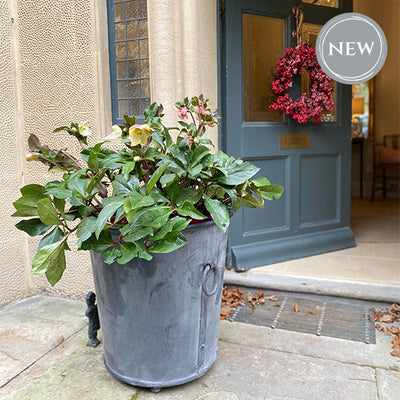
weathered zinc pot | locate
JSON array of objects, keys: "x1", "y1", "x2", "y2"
[{"x1": 90, "y1": 219, "x2": 228, "y2": 391}]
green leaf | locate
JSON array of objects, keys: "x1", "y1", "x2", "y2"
[
  {"x1": 67, "y1": 176, "x2": 89, "y2": 197},
  {"x1": 12, "y1": 184, "x2": 48, "y2": 217},
  {"x1": 45, "y1": 187, "x2": 73, "y2": 199},
  {"x1": 160, "y1": 173, "x2": 176, "y2": 188},
  {"x1": 20, "y1": 184, "x2": 46, "y2": 199},
  {"x1": 133, "y1": 206, "x2": 172, "y2": 228},
  {"x1": 76, "y1": 216, "x2": 98, "y2": 248},
  {"x1": 252, "y1": 177, "x2": 270, "y2": 187},
  {"x1": 260, "y1": 185, "x2": 284, "y2": 200},
  {"x1": 88, "y1": 151, "x2": 99, "y2": 171},
  {"x1": 220, "y1": 186, "x2": 238, "y2": 209},
  {"x1": 146, "y1": 160, "x2": 171, "y2": 194},
  {"x1": 122, "y1": 161, "x2": 136, "y2": 180},
  {"x1": 190, "y1": 145, "x2": 210, "y2": 166},
  {"x1": 176, "y1": 188, "x2": 201, "y2": 206},
  {"x1": 150, "y1": 235, "x2": 187, "y2": 253},
  {"x1": 117, "y1": 242, "x2": 138, "y2": 264},
  {"x1": 188, "y1": 164, "x2": 202, "y2": 178},
  {"x1": 112, "y1": 175, "x2": 140, "y2": 197},
  {"x1": 152, "y1": 216, "x2": 190, "y2": 241},
  {"x1": 32, "y1": 239, "x2": 68, "y2": 286},
  {"x1": 95, "y1": 198, "x2": 124, "y2": 238},
  {"x1": 38, "y1": 227, "x2": 65, "y2": 251},
  {"x1": 123, "y1": 226, "x2": 153, "y2": 242},
  {"x1": 103, "y1": 247, "x2": 121, "y2": 264},
  {"x1": 176, "y1": 202, "x2": 207, "y2": 220},
  {"x1": 37, "y1": 198, "x2": 63, "y2": 225},
  {"x1": 204, "y1": 194, "x2": 230, "y2": 233},
  {"x1": 53, "y1": 197, "x2": 66, "y2": 219},
  {"x1": 217, "y1": 161, "x2": 260, "y2": 185},
  {"x1": 237, "y1": 193, "x2": 264, "y2": 210},
  {"x1": 81, "y1": 230, "x2": 115, "y2": 253},
  {"x1": 15, "y1": 218, "x2": 51, "y2": 236}
]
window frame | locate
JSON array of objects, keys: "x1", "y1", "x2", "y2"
[{"x1": 107, "y1": 0, "x2": 150, "y2": 125}]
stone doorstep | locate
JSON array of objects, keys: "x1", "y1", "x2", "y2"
[{"x1": 224, "y1": 269, "x2": 400, "y2": 303}]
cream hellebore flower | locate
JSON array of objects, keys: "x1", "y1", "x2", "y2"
[
  {"x1": 25, "y1": 152, "x2": 39, "y2": 162},
  {"x1": 128, "y1": 123, "x2": 153, "y2": 146},
  {"x1": 78, "y1": 121, "x2": 92, "y2": 137},
  {"x1": 111, "y1": 125, "x2": 123, "y2": 138}
]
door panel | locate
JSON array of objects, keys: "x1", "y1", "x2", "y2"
[{"x1": 222, "y1": 0, "x2": 355, "y2": 270}]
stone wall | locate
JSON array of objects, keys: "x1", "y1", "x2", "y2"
[{"x1": 0, "y1": 0, "x2": 219, "y2": 305}]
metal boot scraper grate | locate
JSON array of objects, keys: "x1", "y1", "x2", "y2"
[{"x1": 228, "y1": 288, "x2": 382, "y2": 344}]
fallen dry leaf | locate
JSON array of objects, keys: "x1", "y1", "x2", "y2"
[
  {"x1": 308, "y1": 311, "x2": 317, "y2": 315},
  {"x1": 220, "y1": 287, "x2": 268, "y2": 320},
  {"x1": 249, "y1": 308, "x2": 255, "y2": 314},
  {"x1": 315, "y1": 306, "x2": 326, "y2": 311},
  {"x1": 391, "y1": 348, "x2": 400, "y2": 358},
  {"x1": 266, "y1": 295, "x2": 279, "y2": 302},
  {"x1": 294, "y1": 303, "x2": 299, "y2": 313},
  {"x1": 388, "y1": 326, "x2": 400, "y2": 334},
  {"x1": 392, "y1": 333, "x2": 400, "y2": 349},
  {"x1": 323, "y1": 318, "x2": 328, "y2": 323},
  {"x1": 373, "y1": 304, "x2": 400, "y2": 358}
]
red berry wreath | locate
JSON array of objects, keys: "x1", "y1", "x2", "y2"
[{"x1": 269, "y1": 43, "x2": 334, "y2": 123}]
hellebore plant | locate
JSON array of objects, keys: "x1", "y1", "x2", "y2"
[{"x1": 13, "y1": 95, "x2": 283, "y2": 286}]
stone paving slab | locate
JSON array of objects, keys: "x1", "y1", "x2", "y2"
[
  {"x1": 1, "y1": 296, "x2": 400, "y2": 400},
  {"x1": 0, "y1": 296, "x2": 86, "y2": 388}
]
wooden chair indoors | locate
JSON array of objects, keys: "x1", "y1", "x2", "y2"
[{"x1": 371, "y1": 134, "x2": 400, "y2": 201}]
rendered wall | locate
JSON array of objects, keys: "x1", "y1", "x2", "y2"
[
  {"x1": 0, "y1": 1, "x2": 27, "y2": 304},
  {"x1": 147, "y1": 0, "x2": 219, "y2": 144},
  {"x1": 0, "y1": 0, "x2": 219, "y2": 305}
]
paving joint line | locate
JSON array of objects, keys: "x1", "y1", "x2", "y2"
[{"x1": 0, "y1": 325, "x2": 86, "y2": 389}]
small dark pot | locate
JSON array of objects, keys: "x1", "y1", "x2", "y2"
[{"x1": 90, "y1": 220, "x2": 228, "y2": 390}]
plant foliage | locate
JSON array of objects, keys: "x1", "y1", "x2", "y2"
[{"x1": 13, "y1": 95, "x2": 284, "y2": 285}]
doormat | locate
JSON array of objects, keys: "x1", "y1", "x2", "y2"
[{"x1": 227, "y1": 290, "x2": 377, "y2": 344}]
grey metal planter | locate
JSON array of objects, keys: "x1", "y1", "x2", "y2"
[{"x1": 90, "y1": 219, "x2": 228, "y2": 391}]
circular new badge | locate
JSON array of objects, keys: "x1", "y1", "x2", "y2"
[{"x1": 316, "y1": 13, "x2": 387, "y2": 84}]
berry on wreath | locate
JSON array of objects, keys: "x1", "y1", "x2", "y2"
[{"x1": 269, "y1": 42, "x2": 334, "y2": 123}]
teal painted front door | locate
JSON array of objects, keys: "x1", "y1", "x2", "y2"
[{"x1": 221, "y1": 0, "x2": 355, "y2": 270}]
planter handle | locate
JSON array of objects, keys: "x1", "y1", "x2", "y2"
[{"x1": 202, "y1": 264, "x2": 220, "y2": 297}]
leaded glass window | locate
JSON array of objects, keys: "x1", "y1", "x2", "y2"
[{"x1": 108, "y1": 0, "x2": 150, "y2": 123}]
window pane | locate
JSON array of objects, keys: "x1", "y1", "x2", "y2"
[
  {"x1": 302, "y1": 0, "x2": 337, "y2": 8},
  {"x1": 129, "y1": 99, "x2": 140, "y2": 116},
  {"x1": 139, "y1": 39, "x2": 148, "y2": 57},
  {"x1": 126, "y1": 21, "x2": 138, "y2": 39},
  {"x1": 138, "y1": 0, "x2": 147, "y2": 18},
  {"x1": 243, "y1": 14, "x2": 285, "y2": 122},
  {"x1": 114, "y1": 3, "x2": 125, "y2": 21},
  {"x1": 114, "y1": 23, "x2": 126, "y2": 41},
  {"x1": 140, "y1": 79, "x2": 150, "y2": 97},
  {"x1": 140, "y1": 97, "x2": 151, "y2": 115},
  {"x1": 117, "y1": 61, "x2": 127, "y2": 79},
  {"x1": 126, "y1": 0, "x2": 138, "y2": 19},
  {"x1": 128, "y1": 80, "x2": 140, "y2": 97},
  {"x1": 128, "y1": 60, "x2": 140, "y2": 78},
  {"x1": 119, "y1": 100, "x2": 129, "y2": 116},
  {"x1": 127, "y1": 40, "x2": 139, "y2": 59},
  {"x1": 116, "y1": 42, "x2": 126, "y2": 60},
  {"x1": 139, "y1": 19, "x2": 148, "y2": 37},
  {"x1": 118, "y1": 81, "x2": 128, "y2": 98},
  {"x1": 140, "y1": 59, "x2": 149, "y2": 78}
]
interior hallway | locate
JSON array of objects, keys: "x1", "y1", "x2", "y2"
[{"x1": 225, "y1": 198, "x2": 400, "y2": 301}]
